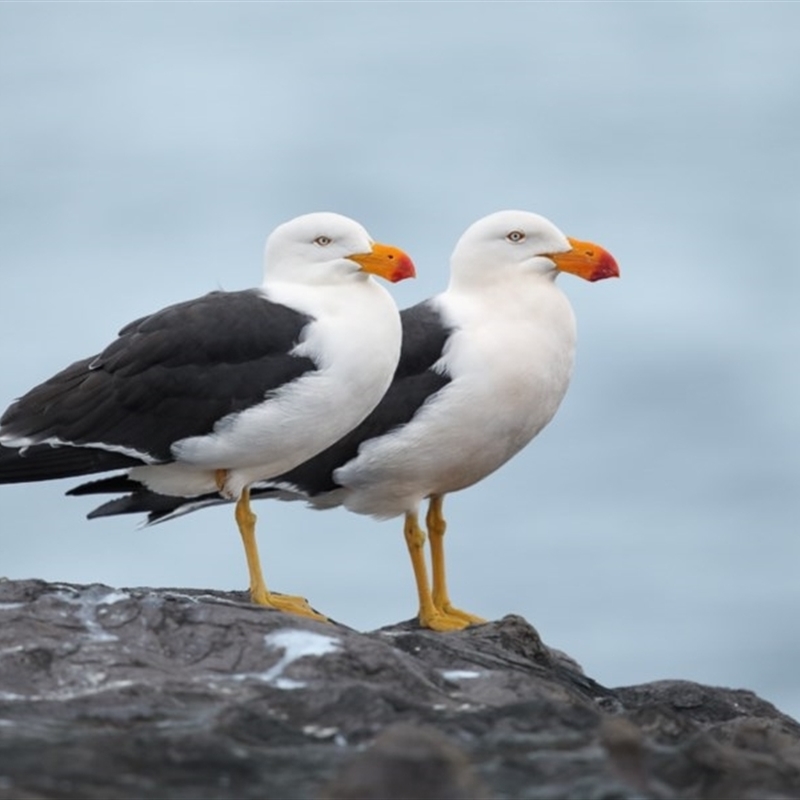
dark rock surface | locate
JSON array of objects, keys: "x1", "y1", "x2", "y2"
[{"x1": 1, "y1": 578, "x2": 798, "y2": 799}]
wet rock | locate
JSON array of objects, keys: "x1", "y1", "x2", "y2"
[{"x1": 0, "y1": 578, "x2": 798, "y2": 799}]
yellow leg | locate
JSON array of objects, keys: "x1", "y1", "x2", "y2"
[
  {"x1": 404, "y1": 511, "x2": 437, "y2": 625},
  {"x1": 234, "y1": 488, "x2": 327, "y2": 621},
  {"x1": 426, "y1": 494, "x2": 486, "y2": 628},
  {"x1": 404, "y1": 510, "x2": 471, "y2": 632}
]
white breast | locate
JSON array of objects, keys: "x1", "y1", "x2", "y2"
[{"x1": 335, "y1": 279, "x2": 577, "y2": 519}]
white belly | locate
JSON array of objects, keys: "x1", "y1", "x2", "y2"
[{"x1": 336, "y1": 284, "x2": 577, "y2": 518}]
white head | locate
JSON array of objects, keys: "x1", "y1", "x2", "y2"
[
  {"x1": 263, "y1": 212, "x2": 415, "y2": 286},
  {"x1": 448, "y1": 210, "x2": 618, "y2": 291}
]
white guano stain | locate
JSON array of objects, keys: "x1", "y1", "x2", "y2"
[
  {"x1": 256, "y1": 630, "x2": 341, "y2": 690},
  {"x1": 441, "y1": 669, "x2": 481, "y2": 681}
]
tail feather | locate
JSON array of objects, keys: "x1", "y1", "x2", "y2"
[
  {"x1": 88, "y1": 490, "x2": 236, "y2": 526},
  {"x1": 85, "y1": 491, "x2": 200, "y2": 524},
  {"x1": 67, "y1": 474, "x2": 143, "y2": 496},
  {"x1": 68, "y1": 474, "x2": 230, "y2": 525},
  {"x1": 68, "y1": 475, "x2": 285, "y2": 526}
]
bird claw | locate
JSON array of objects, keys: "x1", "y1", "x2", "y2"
[
  {"x1": 437, "y1": 604, "x2": 487, "y2": 626},
  {"x1": 250, "y1": 589, "x2": 329, "y2": 622},
  {"x1": 418, "y1": 605, "x2": 486, "y2": 631}
]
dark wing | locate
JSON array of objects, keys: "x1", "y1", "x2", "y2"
[
  {"x1": 0, "y1": 444, "x2": 142, "y2": 484},
  {"x1": 0, "y1": 289, "x2": 316, "y2": 482},
  {"x1": 68, "y1": 298, "x2": 454, "y2": 521}
]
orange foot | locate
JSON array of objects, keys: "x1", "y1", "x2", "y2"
[{"x1": 250, "y1": 588, "x2": 328, "y2": 622}]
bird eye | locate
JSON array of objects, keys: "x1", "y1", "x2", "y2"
[
  {"x1": 314, "y1": 236, "x2": 332, "y2": 246},
  {"x1": 506, "y1": 230, "x2": 525, "y2": 243}
]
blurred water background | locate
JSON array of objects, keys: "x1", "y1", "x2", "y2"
[{"x1": 1, "y1": 3, "x2": 798, "y2": 719}]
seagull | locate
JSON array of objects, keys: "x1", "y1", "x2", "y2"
[
  {"x1": 56, "y1": 210, "x2": 619, "y2": 631},
  {"x1": 0, "y1": 212, "x2": 415, "y2": 620}
]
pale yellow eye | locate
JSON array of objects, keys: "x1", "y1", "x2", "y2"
[
  {"x1": 314, "y1": 236, "x2": 332, "y2": 246},
  {"x1": 506, "y1": 230, "x2": 525, "y2": 243}
]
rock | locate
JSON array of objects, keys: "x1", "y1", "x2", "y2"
[
  {"x1": 322, "y1": 724, "x2": 492, "y2": 800},
  {"x1": 0, "y1": 578, "x2": 798, "y2": 799}
]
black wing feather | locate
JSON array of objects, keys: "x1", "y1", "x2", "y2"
[
  {"x1": 0, "y1": 289, "x2": 316, "y2": 481},
  {"x1": 0, "y1": 444, "x2": 142, "y2": 484}
]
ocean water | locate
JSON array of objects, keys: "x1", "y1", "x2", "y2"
[{"x1": 1, "y1": 4, "x2": 799, "y2": 719}]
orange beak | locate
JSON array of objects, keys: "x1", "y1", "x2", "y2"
[
  {"x1": 548, "y1": 237, "x2": 620, "y2": 282},
  {"x1": 347, "y1": 242, "x2": 416, "y2": 283}
]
